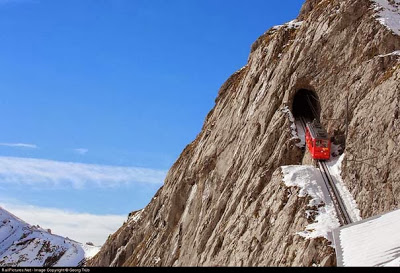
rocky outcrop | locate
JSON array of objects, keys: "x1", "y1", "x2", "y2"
[{"x1": 89, "y1": 0, "x2": 400, "y2": 267}]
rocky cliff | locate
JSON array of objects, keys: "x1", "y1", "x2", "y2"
[{"x1": 89, "y1": 0, "x2": 400, "y2": 266}]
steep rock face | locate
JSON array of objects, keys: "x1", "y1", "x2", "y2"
[{"x1": 89, "y1": 0, "x2": 400, "y2": 266}]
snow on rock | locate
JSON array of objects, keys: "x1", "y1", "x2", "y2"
[
  {"x1": 281, "y1": 106, "x2": 304, "y2": 148},
  {"x1": 282, "y1": 165, "x2": 340, "y2": 244},
  {"x1": 282, "y1": 154, "x2": 361, "y2": 246},
  {"x1": 378, "y1": 50, "x2": 400, "y2": 57},
  {"x1": 294, "y1": 119, "x2": 306, "y2": 148},
  {"x1": 0, "y1": 207, "x2": 100, "y2": 267},
  {"x1": 372, "y1": 0, "x2": 400, "y2": 35},
  {"x1": 334, "y1": 209, "x2": 400, "y2": 267},
  {"x1": 325, "y1": 155, "x2": 362, "y2": 223},
  {"x1": 128, "y1": 209, "x2": 143, "y2": 224},
  {"x1": 272, "y1": 19, "x2": 303, "y2": 31},
  {"x1": 82, "y1": 243, "x2": 101, "y2": 260}
]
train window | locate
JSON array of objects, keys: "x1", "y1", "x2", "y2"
[{"x1": 316, "y1": 140, "x2": 329, "y2": 148}]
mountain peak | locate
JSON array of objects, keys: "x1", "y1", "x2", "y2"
[{"x1": 0, "y1": 207, "x2": 100, "y2": 267}]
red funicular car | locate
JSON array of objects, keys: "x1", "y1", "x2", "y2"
[{"x1": 305, "y1": 119, "x2": 331, "y2": 160}]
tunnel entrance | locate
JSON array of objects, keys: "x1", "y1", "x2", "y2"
[{"x1": 292, "y1": 89, "x2": 321, "y2": 121}]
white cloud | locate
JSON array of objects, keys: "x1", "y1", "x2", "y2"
[
  {"x1": 0, "y1": 143, "x2": 38, "y2": 149},
  {"x1": 0, "y1": 202, "x2": 125, "y2": 246},
  {"x1": 0, "y1": 156, "x2": 166, "y2": 189},
  {"x1": 74, "y1": 148, "x2": 89, "y2": 155}
]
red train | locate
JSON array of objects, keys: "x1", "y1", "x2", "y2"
[{"x1": 305, "y1": 120, "x2": 331, "y2": 160}]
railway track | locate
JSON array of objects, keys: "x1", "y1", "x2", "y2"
[
  {"x1": 298, "y1": 117, "x2": 309, "y2": 134},
  {"x1": 318, "y1": 161, "x2": 352, "y2": 226},
  {"x1": 295, "y1": 117, "x2": 352, "y2": 226}
]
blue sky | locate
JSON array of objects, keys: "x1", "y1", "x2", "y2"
[{"x1": 0, "y1": 0, "x2": 304, "y2": 245}]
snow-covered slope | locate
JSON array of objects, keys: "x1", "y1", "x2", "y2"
[
  {"x1": 372, "y1": 0, "x2": 400, "y2": 35},
  {"x1": 334, "y1": 209, "x2": 400, "y2": 267},
  {"x1": 0, "y1": 207, "x2": 99, "y2": 267}
]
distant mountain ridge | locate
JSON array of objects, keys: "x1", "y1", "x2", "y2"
[{"x1": 0, "y1": 207, "x2": 99, "y2": 267}]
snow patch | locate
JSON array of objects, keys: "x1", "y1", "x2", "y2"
[
  {"x1": 281, "y1": 154, "x2": 361, "y2": 245},
  {"x1": 128, "y1": 209, "x2": 143, "y2": 224},
  {"x1": 272, "y1": 19, "x2": 303, "y2": 31},
  {"x1": 281, "y1": 106, "x2": 304, "y2": 148},
  {"x1": 153, "y1": 257, "x2": 161, "y2": 264},
  {"x1": 377, "y1": 50, "x2": 400, "y2": 57},
  {"x1": 282, "y1": 165, "x2": 340, "y2": 244},
  {"x1": 372, "y1": 0, "x2": 400, "y2": 35},
  {"x1": 337, "y1": 209, "x2": 400, "y2": 266},
  {"x1": 236, "y1": 65, "x2": 248, "y2": 73}
]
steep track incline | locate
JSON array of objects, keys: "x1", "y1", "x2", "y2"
[
  {"x1": 318, "y1": 161, "x2": 352, "y2": 226},
  {"x1": 296, "y1": 117, "x2": 352, "y2": 226}
]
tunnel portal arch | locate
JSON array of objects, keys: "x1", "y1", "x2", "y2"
[{"x1": 292, "y1": 89, "x2": 321, "y2": 121}]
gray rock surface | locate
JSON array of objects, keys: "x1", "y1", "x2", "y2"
[{"x1": 88, "y1": 0, "x2": 400, "y2": 266}]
